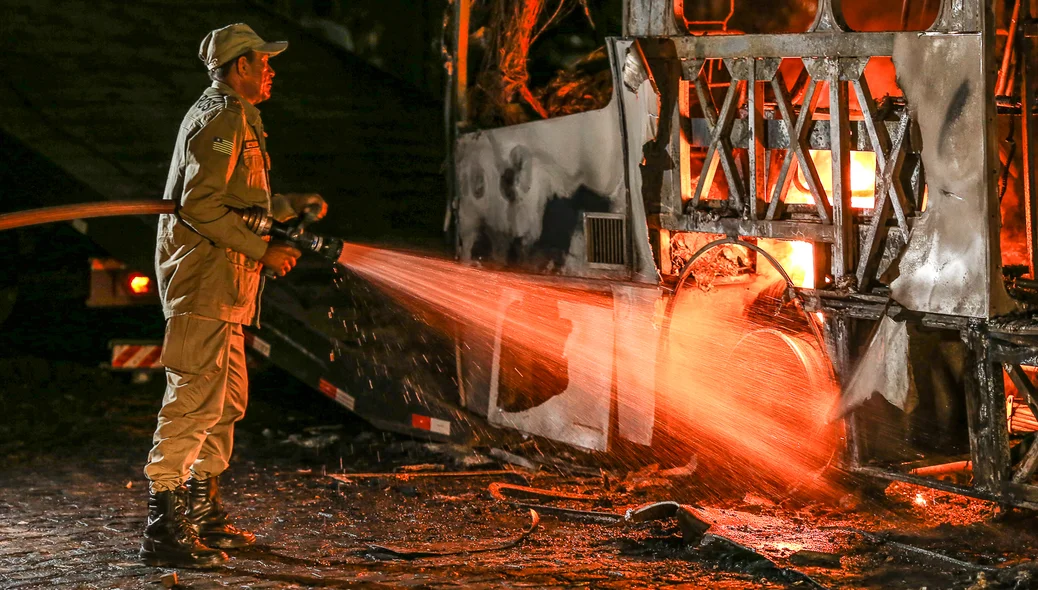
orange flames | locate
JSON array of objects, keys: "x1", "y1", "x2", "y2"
[
  {"x1": 760, "y1": 239, "x2": 815, "y2": 289},
  {"x1": 785, "y1": 150, "x2": 877, "y2": 210},
  {"x1": 766, "y1": 150, "x2": 879, "y2": 288}
]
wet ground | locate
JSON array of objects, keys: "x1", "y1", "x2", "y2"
[{"x1": 4, "y1": 354, "x2": 1038, "y2": 589}]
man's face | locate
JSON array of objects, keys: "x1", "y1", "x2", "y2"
[{"x1": 237, "y1": 53, "x2": 275, "y2": 104}]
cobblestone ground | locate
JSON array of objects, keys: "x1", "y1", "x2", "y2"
[
  {"x1": 5, "y1": 357, "x2": 1038, "y2": 589},
  {"x1": 0, "y1": 358, "x2": 748, "y2": 589}
]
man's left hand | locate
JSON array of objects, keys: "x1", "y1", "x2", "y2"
[{"x1": 286, "y1": 193, "x2": 328, "y2": 222}]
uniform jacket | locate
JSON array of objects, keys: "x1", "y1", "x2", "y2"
[{"x1": 156, "y1": 81, "x2": 293, "y2": 325}]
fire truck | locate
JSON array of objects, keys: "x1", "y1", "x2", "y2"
[{"x1": 442, "y1": 0, "x2": 1038, "y2": 508}]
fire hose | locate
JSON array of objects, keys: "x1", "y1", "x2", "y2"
[
  {"x1": 0, "y1": 201, "x2": 345, "y2": 272},
  {"x1": 0, "y1": 200, "x2": 175, "y2": 231}
]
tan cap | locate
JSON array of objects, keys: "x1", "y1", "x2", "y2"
[{"x1": 199, "y1": 23, "x2": 288, "y2": 71}]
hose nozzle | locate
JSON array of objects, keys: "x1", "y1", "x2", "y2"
[{"x1": 240, "y1": 206, "x2": 344, "y2": 263}]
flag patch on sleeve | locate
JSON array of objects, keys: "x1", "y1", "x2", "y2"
[{"x1": 212, "y1": 137, "x2": 234, "y2": 155}]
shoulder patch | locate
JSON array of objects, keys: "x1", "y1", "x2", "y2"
[
  {"x1": 195, "y1": 96, "x2": 221, "y2": 113},
  {"x1": 222, "y1": 95, "x2": 244, "y2": 113},
  {"x1": 212, "y1": 137, "x2": 234, "y2": 156}
]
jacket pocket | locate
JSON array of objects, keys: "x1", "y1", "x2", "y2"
[
  {"x1": 226, "y1": 249, "x2": 261, "y2": 309},
  {"x1": 242, "y1": 146, "x2": 268, "y2": 191}
]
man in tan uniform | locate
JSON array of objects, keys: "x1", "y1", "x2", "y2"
[{"x1": 143, "y1": 23, "x2": 327, "y2": 568}]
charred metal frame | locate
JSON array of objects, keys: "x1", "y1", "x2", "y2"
[
  {"x1": 446, "y1": 0, "x2": 1038, "y2": 508},
  {"x1": 640, "y1": 0, "x2": 1038, "y2": 508},
  {"x1": 650, "y1": 16, "x2": 921, "y2": 293}
]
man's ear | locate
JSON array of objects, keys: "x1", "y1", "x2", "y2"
[{"x1": 235, "y1": 55, "x2": 249, "y2": 77}]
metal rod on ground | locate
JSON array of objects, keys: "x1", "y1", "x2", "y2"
[{"x1": 328, "y1": 469, "x2": 526, "y2": 481}]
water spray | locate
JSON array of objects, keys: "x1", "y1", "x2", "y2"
[{"x1": 0, "y1": 201, "x2": 843, "y2": 501}]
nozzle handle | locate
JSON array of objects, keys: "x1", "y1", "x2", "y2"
[{"x1": 297, "y1": 204, "x2": 323, "y2": 230}]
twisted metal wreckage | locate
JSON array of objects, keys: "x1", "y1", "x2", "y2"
[{"x1": 442, "y1": 0, "x2": 1038, "y2": 508}]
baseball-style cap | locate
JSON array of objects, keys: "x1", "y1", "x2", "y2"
[{"x1": 199, "y1": 23, "x2": 288, "y2": 71}]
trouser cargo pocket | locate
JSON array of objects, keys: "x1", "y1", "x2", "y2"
[{"x1": 160, "y1": 314, "x2": 231, "y2": 375}]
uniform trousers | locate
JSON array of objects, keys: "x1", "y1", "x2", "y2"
[{"x1": 144, "y1": 314, "x2": 248, "y2": 493}]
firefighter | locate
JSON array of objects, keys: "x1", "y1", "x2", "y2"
[{"x1": 142, "y1": 23, "x2": 327, "y2": 568}]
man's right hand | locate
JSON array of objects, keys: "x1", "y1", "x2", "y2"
[{"x1": 259, "y1": 243, "x2": 302, "y2": 277}]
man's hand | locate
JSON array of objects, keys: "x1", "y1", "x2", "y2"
[
  {"x1": 286, "y1": 193, "x2": 328, "y2": 222},
  {"x1": 259, "y1": 243, "x2": 302, "y2": 277}
]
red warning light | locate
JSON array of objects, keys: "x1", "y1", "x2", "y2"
[{"x1": 127, "y1": 272, "x2": 152, "y2": 295}]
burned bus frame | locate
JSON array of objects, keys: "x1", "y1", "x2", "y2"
[{"x1": 445, "y1": 0, "x2": 1038, "y2": 509}]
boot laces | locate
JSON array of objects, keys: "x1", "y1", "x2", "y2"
[{"x1": 173, "y1": 490, "x2": 204, "y2": 544}]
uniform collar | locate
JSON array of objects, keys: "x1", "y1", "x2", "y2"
[{"x1": 211, "y1": 81, "x2": 262, "y2": 126}]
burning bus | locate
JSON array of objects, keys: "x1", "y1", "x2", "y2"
[{"x1": 442, "y1": 0, "x2": 1038, "y2": 506}]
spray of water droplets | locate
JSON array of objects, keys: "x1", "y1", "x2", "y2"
[{"x1": 336, "y1": 243, "x2": 842, "y2": 499}]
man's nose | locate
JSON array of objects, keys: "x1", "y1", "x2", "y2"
[{"x1": 268, "y1": 65, "x2": 275, "y2": 78}]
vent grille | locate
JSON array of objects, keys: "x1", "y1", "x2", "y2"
[{"x1": 584, "y1": 213, "x2": 626, "y2": 267}]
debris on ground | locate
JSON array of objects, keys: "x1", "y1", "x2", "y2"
[
  {"x1": 697, "y1": 534, "x2": 831, "y2": 590},
  {"x1": 622, "y1": 463, "x2": 674, "y2": 491},
  {"x1": 625, "y1": 500, "x2": 682, "y2": 523},
  {"x1": 623, "y1": 501, "x2": 713, "y2": 544},
  {"x1": 423, "y1": 442, "x2": 496, "y2": 469},
  {"x1": 676, "y1": 506, "x2": 713, "y2": 545},
  {"x1": 280, "y1": 425, "x2": 344, "y2": 451},
  {"x1": 397, "y1": 463, "x2": 445, "y2": 473},
  {"x1": 488, "y1": 447, "x2": 539, "y2": 471},
  {"x1": 328, "y1": 469, "x2": 525, "y2": 483},
  {"x1": 513, "y1": 503, "x2": 624, "y2": 524},
  {"x1": 10, "y1": 357, "x2": 1038, "y2": 589},
  {"x1": 741, "y1": 492, "x2": 776, "y2": 508},
  {"x1": 488, "y1": 482, "x2": 599, "y2": 503},
  {"x1": 790, "y1": 549, "x2": 844, "y2": 569},
  {"x1": 159, "y1": 572, "x2": 179, "y2": 588},
  {"x1": 659, "y1": 457, "x2": 698, "y2": 478},
  {"x1": 369, "y1": 509, "x2": 541, "y2": 559},
  {"x1": 860, "y1": 530, "x2": 997, "y2": 573}
]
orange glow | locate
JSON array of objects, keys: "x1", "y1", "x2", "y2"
[
  {"x1": 785, "y1": 150, "x2": 877, "y2": 210},
  {"x1": 760, "y1": 239, "x2": 815, "y2": 289},
  {"x1": 127, "y1": 273, "x2": 152, "y2": 295},
  {"x1": 338, "y1": 244, "x2": 842, "y2": 501},
  {"x1": 914, "y1": 493, "x2": 927, "y2": 506}
]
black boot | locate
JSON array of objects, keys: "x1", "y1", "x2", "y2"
[
  {"x1": 140, "y1": 488, "x2": 228, "y2": 568},
  {"x1": 186, "y1": 476, "x2": 256, "y2": 549}
]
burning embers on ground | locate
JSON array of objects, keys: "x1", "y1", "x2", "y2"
[{"x1": 339, "y1": 242, "x2": 841, "y2": 504}]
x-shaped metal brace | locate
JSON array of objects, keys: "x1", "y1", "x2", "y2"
[
  {"x1": 766, "y1": 72, "x2": 830, "y2": 223},
  {"x1": 689, "y1": 70, "x2": 746, "y2": 212},
  {"x1": 855, "y1": 109, "x2": 911, "y2": 290}
]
